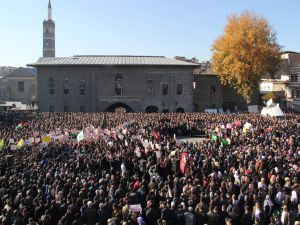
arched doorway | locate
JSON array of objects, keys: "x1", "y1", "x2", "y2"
[
  {"x1": 176, "y1": 107, "x2": 185, "y2": 113},
  {"x1": 106, "y1": 103, "x2": 134, "y2": 113},
  {"x1": 145, "y1": 105, "x2": 158, "y2": 113},
  {"x1": 162, "y1": 109, "x2": 169, "y2": 113}
]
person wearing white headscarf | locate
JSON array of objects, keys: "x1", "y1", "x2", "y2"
[{"x1": 263, "y1": 195, "x2": 273, "y2": 217}]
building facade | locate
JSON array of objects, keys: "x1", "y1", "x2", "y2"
[
  {"x1": 289, "y1": 64, "x2": 300, "y2": 111},
  {"x1": 28, "y1": 56, "x2": 197, "y2": 112},
  {"x1": 0, "y1": 67, "x2": 37, "y2": 102},
  {"x1": 193, "y1": 74, "x2": 259, "y2": 112}
]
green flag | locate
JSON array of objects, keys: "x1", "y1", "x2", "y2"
[
  {"x1": 0, "y1": 139, "x2": 4, "y2": 150},
  {"x1": 212, "y1": 133, "x2": 217, "y2": 141},
  {"x1": 221, "y1": 139, "x2": 229, "y2": 147}
]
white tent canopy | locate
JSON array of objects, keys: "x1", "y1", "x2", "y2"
[{"x1": 261, "y1": 104, "x2": 284, "y2": 117}]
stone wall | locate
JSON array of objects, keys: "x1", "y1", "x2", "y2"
[
  {"x1": 37, "y1": 65, "x2": 194, "y2": 112},
  {"x1": 0, "y1": 77, "x2": 36, "y2": 102}
]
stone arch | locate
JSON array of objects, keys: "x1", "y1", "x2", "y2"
[
  {"x1": 145, "y1": 105, "x2": 158, "y2": 113},
  {"x1": 176, "y1": 107, "x2": 185, "y2": 113},
  {"x1": 106, "y1": 103, "x2": 134, "y2": 113}
]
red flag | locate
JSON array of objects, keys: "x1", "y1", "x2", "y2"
[
  {"x1": 151, "y1": 130, "x2": 160, "y2": 141},
  {"x1": 180, "y1": 153, "x2": 188, "y2": 175}
]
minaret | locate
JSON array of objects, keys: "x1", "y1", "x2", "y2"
[{"x1": 43, "y1": 0, "x2": 55, "y2": 57}]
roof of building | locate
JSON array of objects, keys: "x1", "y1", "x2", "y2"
[
  {"x1": 27, "y1": 55, "x2": 199, "y2": 67},
  {"x1": 281, "y1": 51, "x2": 300, "y2": 55},
  {"x1": 4, "y1": 67, "x2": 37, "y2": 78}
]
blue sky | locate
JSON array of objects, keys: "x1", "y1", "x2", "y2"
[{"x1": 0, "y1": 0, "x2": 299, "y2": 67}]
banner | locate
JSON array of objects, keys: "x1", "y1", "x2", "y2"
[
  {"x1": 16, "y1": 139, "x2": 25, "y2": 149},
  {"x1": 0, "y1": 139, "x2": 4, "y2": 150},
  {"x1": 180, "y1": 153, "x2": 188, "y2": 175},
  {"x1": 77, "y1": 130, "x2": 84, "y2": 142},
  {"x1": 42, "y1": 136, "x2": 51, "y2": 144},
  {"x1": 129, "y1": 204, "x2": 142, "y2": 213}
]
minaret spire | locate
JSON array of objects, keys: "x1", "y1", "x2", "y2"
[
  {"x1": 43, "y1": 0, "x2": 55, "y2": 57},
  {"x1": 48, "y1": 0, "x2": 52, "y2": 20}
]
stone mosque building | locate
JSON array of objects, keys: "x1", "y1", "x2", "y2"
[{"x1": 28, "y1": 1, "x2": 197, "y2": 113}]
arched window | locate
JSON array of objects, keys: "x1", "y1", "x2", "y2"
[
  {"x1": 63, "y1": 78, "x2": 70, "y2": 95},
  {"x1": 115, "y1": 74, "x2": 123, "y2": 96},
  {"x1": 79, "y1": 78, "x2": 85, "y2": 95},
  {"x1": 147, "y1": 76, "x2": 153, "y2": 95},
  {"x1": 49, "y1": 78, "x2": 54, "y2": 94}
]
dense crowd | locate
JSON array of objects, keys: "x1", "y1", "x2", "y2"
[{"x1": 0, "y1": 111, "x2": 299, "y2": 225}]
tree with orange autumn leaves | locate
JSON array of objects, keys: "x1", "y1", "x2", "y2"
[{"x1": 211, "y1": 12, "x2": 281, "y2": 102}]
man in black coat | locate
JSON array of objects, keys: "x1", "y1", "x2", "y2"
[
  {"x1": 145, "y1": 201, "x2": 160, "y2": 225},
  {"x1": 85, "y1": 201, "x2": 97, "y2": 225}
]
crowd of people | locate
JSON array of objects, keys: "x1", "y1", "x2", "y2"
[{"x1": 0, "y1": 111, "x2": 299, "y2": 225}]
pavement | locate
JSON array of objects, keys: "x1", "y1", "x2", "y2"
[{"x1": 178, "y1": 137, "x2": 208, "y2": 143}]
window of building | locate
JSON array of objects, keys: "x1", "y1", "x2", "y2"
[
  {"x1": 64, "y1": 105, "x2": 69, "y2": 112},
  {"x1": 291, "y1": 74, "x2": 298, "y2": 82},
  {"x1": 161, "y1": 84, "x2": 168, "y2": 95},
  {"x1": 211, "y1": 85, "x2": 216, "y2": 93},
  {"x1": 63, "y1": 78, "x2": 70, "y2": 95},
  {"x1": 147, "y1": 77, "x2": 153, "y2": 95},
  {"x1": 18, "y1": 81, "x2": 24, "y2": 92},
  {"x1": 293, "y1": 90, "x2": 300, "y2": 98},
  {"x1": 79, "y1": 78, "x2": 85, "y2": 95},
  {"x1": 49, "y1": 78, "x2": 54, "y2": 94},
  {"x1": 80, "y1": 105, "x2": 85, "y2": 112},
  {"x1": 193, "y1": 81, "x2": 196, "y2": 89},
  {"x1": 49, "y1": 105, "x2": 55, "y2": 112},
  {"x1": 115, "y1": 74, "x2": 123, "y2": 96},
  {"x1": 177, "y1": 84, "x2": 183, "y2": 95}
]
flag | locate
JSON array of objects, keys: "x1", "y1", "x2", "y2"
[
  {"x1": 151, "y1": 130, "x2": 160, "y2": 141},
  {"x1": 16, "y1": 139, "x2": 25, "y2": 149},
  {"x1": 0, "y1": 139, "x2": 4, "y2": 150},
  {"x1": 226, "y1": 123, "x2": 232, "y2": 129},
  {"x1": 77, "y1": 130, "x2": 84, "y2": 142},
  {"x1": 41, "y1": 136, "x2": 51, "y2": 143},
  {"x1": 180, "y1": 153, "x2": 189, "y2": 175},
  {"x1": 16, "y1": 122, "x2": 24, "y2": 130},
  {"x1": 234, "y1": 120, "x2": 241, "y2": 127},
  {"x1": 221, "y1": 139, "x2": 229, "y2": 147},
  {"x1": 211, "y1": 133, "x2": 217, "y2": 141}
]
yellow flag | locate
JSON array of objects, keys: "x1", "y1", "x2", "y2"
[
  {"x1": 16, "y1": 139, "x2": 25, "y2": 149},
  {"x1": 0, "y1": 139, "x2": 4, "y2": 150},
  {"x1": 42, "y1": 136, "x2": 51, "y2": 143}
]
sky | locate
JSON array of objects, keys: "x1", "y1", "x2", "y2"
[{"x1": 0, "y1": 0, "x2": 299, "y2": 67}]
